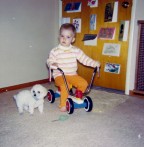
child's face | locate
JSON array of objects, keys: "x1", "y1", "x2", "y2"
[{"x1": 59, "y1": 29, "x2": 75, "y2": 47}]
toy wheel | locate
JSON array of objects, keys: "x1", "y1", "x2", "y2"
[
  {"x1": 66, "y1": 98, "x2": 74, "y2": 114},
  {"x1": 84, "y1": 96, "x2": 93, "y2": 112},
  {"x1": 47, "y1": 89, "x2": 55, "y2": 103}
]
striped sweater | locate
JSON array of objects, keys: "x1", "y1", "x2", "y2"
[{"x1": 47, "y1": 44, "x2": 99, "y2": 79}]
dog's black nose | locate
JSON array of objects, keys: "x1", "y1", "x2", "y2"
[{"x1": 34, "y1": 94, "x2": 36, "y2": 97}]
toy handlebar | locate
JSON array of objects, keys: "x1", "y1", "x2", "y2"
[
  {"x1": 49, "y1": 65, "x2": 70, "y2": 93},
  {"x1": 50, "y1": 65, "x2": 58, "y2": 70},
  {"x1": 49, "y1": 65, "x2": 99, "y2": 95},
  {"x1": 83, "y1": 66, "x2": 98, "y2": 95},
  {"x1": 48, "y1": 65, "x2": 58, "y2": 82}
]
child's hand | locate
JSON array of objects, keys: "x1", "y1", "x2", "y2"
[
  {"x1": 51, "y1": 63, "x2": 58, "y2": 67},
  {"x1": 95, "y1": 61, "x2": 100, "y2": 68},
  {"x1": 50, "y1": 63, "x2": 58, "y2": 70},
  {"x1": 95, "y1": 61, "x2": 100, "y2": 77}
]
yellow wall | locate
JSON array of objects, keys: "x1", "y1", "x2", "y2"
[{"x1": 62, "y1": 0, "x2": 132, "y2": 90}]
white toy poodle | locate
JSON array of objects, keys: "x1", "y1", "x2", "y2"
[{"x1": 14, "y1": 84, "x2": 47, "y2": 115}]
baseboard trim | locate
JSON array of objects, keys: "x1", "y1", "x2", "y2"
[
  {"x1": 0, "y1": 79, "x2": 49, "y2": 93},
  {"x1": 129, "y1": 90, "x2": 144, "y2": 98}
]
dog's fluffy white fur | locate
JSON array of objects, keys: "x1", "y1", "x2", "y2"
[{"x1": 14, "y1": 84, "x2": 47, "y2": 114}]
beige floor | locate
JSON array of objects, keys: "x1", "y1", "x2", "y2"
[{"x1": 0, "y1": 83, "x2": 144, "y2": 147}]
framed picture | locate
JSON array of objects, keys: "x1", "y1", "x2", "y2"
[
  {"x1": 64, "y1": 2, "x2": 81, "y2": 13},
  {"x1": 61, "y1": 17, "x2": 70, "y2": 25},
  {"x1": 82, "y1": 34, "x2": 97, "y2": 46},
  {"x1": 73, "y1": 18, "x2": 81, "y2": 33},
  {"x1": 119, "y1": 20, "x2": 129, "y2": 41},
  {"x1": 98, "y1": 27, "x2": 115, "y2": 40},
  {"x1": 104, "y1": 63, "x2": 120, "y2": 74},
  {"x1": 104, "y1": 2, "x2": 118, "y2": 22},
  {"x1": 102, "y1": 43, "x2": 121, "y2": 56},
  {"x1": 104, "y1": 2, "x2": 114, "y2": 22},
  {"x1": 90, "y1": 14, "x2": 96, "y2": 30},
  {"x1": 88, "y1": 0, "x2": 98, "y2": 7}
]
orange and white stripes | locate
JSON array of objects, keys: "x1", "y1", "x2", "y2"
[{"x1": 47, "y1": 44, "x2": 99, "y2": 78}]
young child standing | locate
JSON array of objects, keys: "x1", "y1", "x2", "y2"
[{"x1": 47, "y1": 23, "x2": 100, "y2": 112}]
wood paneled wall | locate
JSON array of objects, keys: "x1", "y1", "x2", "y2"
[{"x1": 62, "y1": 0, "x2": 132, "y2": 90}]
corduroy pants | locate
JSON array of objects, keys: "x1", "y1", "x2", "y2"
[{"x1": 55, "y1": 75, "x2": 88, "y2": 108}]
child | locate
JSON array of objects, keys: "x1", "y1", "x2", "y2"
[{"x1": 47, "y1": 23, "x2": 100, "y2": 112}]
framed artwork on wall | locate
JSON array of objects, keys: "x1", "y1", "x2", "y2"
[
  {"x1": 73, "y1": 18, "x2": 81, "y2": 33},
  {"x1": 102, "y1": 43, "x2": 121, "y2": 56},
  {"x1": 104, "y1": 63, "x2": 121, "y2": 74},
  {"x1": 98, "y1": 27, "x2": 115, "y2": 40},
  {"x1": 64, "y1": 2, "x2": 81, "y2": 13},
  {"x1": 90, "y1": 14, "x2": 96, "y2": 30}
]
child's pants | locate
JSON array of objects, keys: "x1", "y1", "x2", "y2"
[{"x1": 55, "y1": 75, "x2": 88, "y2": 108}]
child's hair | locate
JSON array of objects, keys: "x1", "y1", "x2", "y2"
[{"x1": 60, "y1": 23, "x2": 76, "y2": 36}]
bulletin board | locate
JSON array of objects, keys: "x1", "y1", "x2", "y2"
[{"x1": 62, "y1": 0, "x2": 132, "y2": 91}]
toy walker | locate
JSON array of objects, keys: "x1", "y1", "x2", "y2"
[{"x1": 47, "y1": 65, "x2": 99, "y2": 114}]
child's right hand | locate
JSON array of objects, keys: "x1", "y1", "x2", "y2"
[
  {"x1": 51, "y1": 63, "x2": 58, "y2": 67},
  {"x1": 50, "y1": 63, "x2": 58, "y2": 70}
]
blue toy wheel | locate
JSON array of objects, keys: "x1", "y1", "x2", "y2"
[
  {"x1": 84, "y1": 96, "x2": 93, "y2": 112},
  {"x1": 66, "y1": 98, "x2": 74, "y2": 114},
  {"x1": 47, "y1": 89, "x2": 55, "y2": 103}
]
